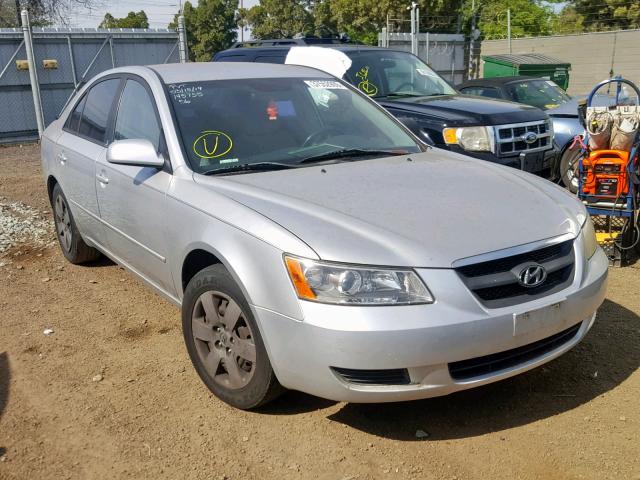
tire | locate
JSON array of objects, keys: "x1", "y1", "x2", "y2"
[
  {"x1": 560, "y1": 147, "x2": 581, "y2": 194},
  {"x1": 51, "y1": 183, "x2": 101, "y2": 264},
  {"x1": 182, "y1": 264, "x2": 284, "y2": 409}
]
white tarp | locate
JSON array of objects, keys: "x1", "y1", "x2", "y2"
[{"x1": 285, "y1": 46, "x2": 352, "y2": 79}]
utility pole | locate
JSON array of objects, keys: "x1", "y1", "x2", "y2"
[
  {"x1": 239, "y1": 0, "x2": 244, "y2": 42},
  {"x1": 507, "y1": 8, "x2": 512, "y2": 53},
  {"x1": 177, "y1": 14, "x2": 188, "y2": 62},
  {"x1": 21, "y1": 9, "x2": 45, "y2": 137}
]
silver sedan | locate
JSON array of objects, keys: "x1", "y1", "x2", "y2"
[{"x1": 41, "y1": 63, "x2": 608, "y2": 409}]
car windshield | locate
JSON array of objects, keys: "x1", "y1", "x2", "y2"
[
  {"x1": 344, "y1": 50, "x2": 457, "y2": 99},
  {"x1": 506, "y1": 80, "x2": 572, "y2": 110},
  {"x1": 167, "y1": 77, "x2": 423, "y2": 174}
]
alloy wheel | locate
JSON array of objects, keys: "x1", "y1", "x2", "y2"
[
  {"x1": 54, "y1": 194, "x2": 73, "y2": 252},
  {"x1": 191, "y1": 291, "x2": 256, "y2": 389}
]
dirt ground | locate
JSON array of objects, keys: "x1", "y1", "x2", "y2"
[{"x1": 0, "y1": 143, "x2": 639, "y2": 480}]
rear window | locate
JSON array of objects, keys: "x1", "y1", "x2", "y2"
[{"x1": 167, "y1": 77, "x2": 421, "y2": 174}]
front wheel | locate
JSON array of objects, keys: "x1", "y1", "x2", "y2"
[
  {"x1": 182, "y1": 265, "x2": 283, "y2": 409},
  {"x1": 560, "y1": 147, "x2": 581, "y2": 194}
]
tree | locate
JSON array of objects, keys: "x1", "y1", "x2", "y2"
[
  {"x1": 0, "y1": 0, "x2": 98, "y2": 27},
  {"x1": 240, "y1": 0, "x2": 313, "y2": 39},
  {"x1": 478, "y1": 0, "x2": 555, "y2": 39},
  {"x1": 99, "y1": 11, "x2": 149, "y2": 29},
  {"x1": 169, "y1": 0, "x2": 237, "y2": 62},
  {"x1": 570, "y1": 0, "x2": 640, "y2": 31}
]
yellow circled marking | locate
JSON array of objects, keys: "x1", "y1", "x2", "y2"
[{"x1": 192, "y1": 130, "x2": 233, "y2": 159}]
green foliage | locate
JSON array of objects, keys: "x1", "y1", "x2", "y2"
[
  {"x1": 478, "y1": 0, "x2": 555, "y2": 39},
  {"x1": 240, "y1": 0, "x2": 313, "y2": 39},
  {"x1": 99, "y1": 11, "x2": 149, "y2": 29},
  {"x1": 571, "y1": 0, "x2": 640, "y2": 31},
  {"x1": 170, "y1": 0, "x2": 238, "y2": 62}
]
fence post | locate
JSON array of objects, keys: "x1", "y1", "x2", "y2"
[
  {"x1": 178, "y1": 15, "x2": 188, "y2": 63},
  {"x1": 21, "y1": 9, "x2": 45, "y2": 137}
]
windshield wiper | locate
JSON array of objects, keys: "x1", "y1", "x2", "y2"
[
  {"x1": 379, "y1": 92, "x2": 427, "y2": 98},
  {"x1": 298, "y1": 148, "x2": 408, "y2": 165},
  {"x1": 200, "y1": 162, "x2": 298, "y2": 176}
]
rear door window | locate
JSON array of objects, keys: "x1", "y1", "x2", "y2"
[
  {"x1": 78, "y1": 78, "x2": 121, "y2": 144},
  {"x1": 64, "y1": 94, "x2": 87, "y2": 132}
]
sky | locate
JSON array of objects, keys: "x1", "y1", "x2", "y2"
[{"x1": 68, "y1": 0, "x2": 259, "y2": 29}]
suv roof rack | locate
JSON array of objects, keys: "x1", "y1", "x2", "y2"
[{"x1": 230, "y1": 35, "x2": 354, "y2": 48}]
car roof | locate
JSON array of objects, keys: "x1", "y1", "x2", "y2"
[
  {"x1": 148, "y1": 61, "x2": 332, "y2": 84},
  {"x1": 458, "y1": 76, "x2": 541, "y2": 88},
  {"x1": 216, "y1": 45, "x2": 390, "y2": 56}
]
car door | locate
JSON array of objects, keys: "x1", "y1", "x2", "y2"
[
  {"x1": 55, "y1": 77, "x2": 122, "y2": 246},
  {"x1": 94, "y1": 76, "x2": 174, "y2": 294}
]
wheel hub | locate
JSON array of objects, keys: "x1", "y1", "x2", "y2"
[{"x1": 191, "y1": 291, "x2": 256, "y2": 390}]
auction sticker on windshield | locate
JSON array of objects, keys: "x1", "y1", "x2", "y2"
[{"x1": 304, "y1": 80, "x2": 347, "y2": 90}]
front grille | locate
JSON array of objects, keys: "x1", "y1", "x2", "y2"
[
  {"x1": 331, "y1": 367, "x2": 411, "y2": 385},
  {"x1": 449, "y1": 322, "x2": 581, "y2": 381},
  {"x1": 496, "y1": 120, "x2": 552, "y2": 156},
  {"x1": 456, "y1": 239, "x2": 575, "y2": 308}
]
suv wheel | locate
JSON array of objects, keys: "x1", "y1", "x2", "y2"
[
  {"x1": 51, "y1": 184, "x2": 101, "y2": 264},
  {"x1": 182, "y1": 264, "x2": 283, "y2": 409}
]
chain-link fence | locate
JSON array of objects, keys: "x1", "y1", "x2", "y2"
[{"x1": 0, "y1": 18, "x2": 184, "y2": 144}]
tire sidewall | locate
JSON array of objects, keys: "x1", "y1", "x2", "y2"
[
  {"x1": 181, "y1": 264, "x2": 276, "y2": 410},
  {"x1": 560, "y1": 148, "x2": 580, "y2": 194},
  {"x1": 51, "y1": 184, "x2": 85, "y2": 263}
]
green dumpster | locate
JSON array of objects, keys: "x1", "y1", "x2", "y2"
[{"x1": 482, "y1": 53, "x2": 571, "y2": 90}]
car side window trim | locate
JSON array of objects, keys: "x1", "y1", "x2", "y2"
[{"x1": 62, "y1": 74, "x2": 124, "y2": 147}]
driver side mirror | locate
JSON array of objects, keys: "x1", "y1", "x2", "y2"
[{"x1": 106, "y1": 139, "x2": 164, "y2": 168}]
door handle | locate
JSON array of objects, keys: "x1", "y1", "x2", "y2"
[{"x1": 96, "y1": 173, "x2": 109, "y2": 185}]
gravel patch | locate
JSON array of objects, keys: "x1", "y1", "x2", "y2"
[{"x1": 0, "y1": 201, "x2": 54, "y2": 254}]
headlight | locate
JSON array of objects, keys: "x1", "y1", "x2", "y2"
[
  {"x1": 582, "y1": 216, "x2": 598, "y2": 260},
  {"x1": 443, "y1": 126, "x2": 494, "y2": 152},
  {"x1": 284, "y1": 256, "x2": 434, "y2": 305}
]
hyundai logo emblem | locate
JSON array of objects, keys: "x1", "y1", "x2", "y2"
[
  {"x1": 518, "y1": 264, "x2": 547, "y2": 288},
  {"x1": 522, "y1": 132, "x2": 538, "y2": 144}
]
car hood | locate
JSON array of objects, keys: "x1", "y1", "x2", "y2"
[
  {"x1": 547, "y1": 99, "x2": 579, "y2": 117},
  {"x1": 194, "y1": 151, "x2": 585, "y2": 268},
  {"x1": 378, "y1": 94, "x2": 548, "y2": 126}
]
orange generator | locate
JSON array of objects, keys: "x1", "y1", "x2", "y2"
[{"x1": 581, "y1": 149, "x2": 631, "y2": 199}]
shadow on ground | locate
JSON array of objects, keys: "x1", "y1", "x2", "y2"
[
  {"x1": 0, "y1": 352, "x2": 9, "y2": 457},
  {"x1": 264, "y1": 299, "x2": 639, "y2": 439},
  {"x1": 0, "y1": 352, "x2": 9, "y2": 419}
]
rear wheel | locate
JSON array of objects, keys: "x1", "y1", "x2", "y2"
[
  {"x1": 51, "y1": 184, "x2": 101, "y2": 264},
  {"x1": 182, "y1": 265, "x2": 283, "y2": 409},
  {"x1": 560, "y1": 148, "x2": 581, "y2": 194}
]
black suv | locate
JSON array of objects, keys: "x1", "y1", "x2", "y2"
[{"x1": 213, "y1": 41, "x2": 557, "y2": 176}]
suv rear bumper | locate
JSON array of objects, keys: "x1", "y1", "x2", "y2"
[{"x1": 255, "y1": 247, "x2": 608, "y2": 403}]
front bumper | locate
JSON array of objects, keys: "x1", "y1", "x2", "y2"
[
  {"x1": 449, "y1": 145, "x2": 557, "y2": 175},
  {"x1": 256, "y1": 247, "x2": 608, "y2": 403}
]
